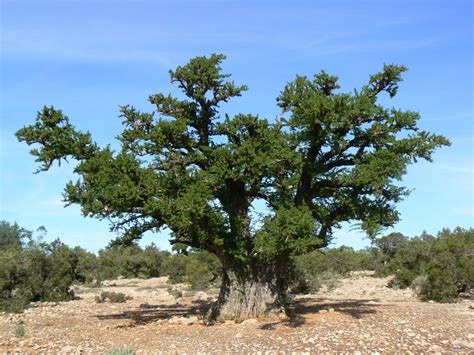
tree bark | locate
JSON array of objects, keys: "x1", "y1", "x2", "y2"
[{"x1": 208, "y1": 264, "x2": 287, "y2": 322}]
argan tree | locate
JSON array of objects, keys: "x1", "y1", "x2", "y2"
[{"x1": 16, "y1": 54, "x2": 449, "y2": 320}]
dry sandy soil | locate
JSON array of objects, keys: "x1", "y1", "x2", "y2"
[{"x1": 1, "y1": 272, "x2": 473, "y2": 353}]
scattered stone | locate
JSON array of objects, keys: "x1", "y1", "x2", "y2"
[
  {"x1": 1, "y1": 274, "x2": 472, "y2": 353},
  {"x1": 451, "y1": 338, "x2": 473, "y2": 348},
  {"x1": 428, "y1": 344, "x2": 443, "y2": 352},
  {"x1": 61, "y1": 345, "x2": 76, "y2": 353},
  {"x1": 167, "y1": 315, "x2": 198, "y2": 325},
  {"x1": 278, "y1": 312, "x2": 289, "y2": 321},
  {"x1": 241, "y1": 318, "x2": 258, "y2": 325}
]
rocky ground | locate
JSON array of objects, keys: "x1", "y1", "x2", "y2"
[{"x1": 1, "y1": 272, "x2": 473, "y2": 353}]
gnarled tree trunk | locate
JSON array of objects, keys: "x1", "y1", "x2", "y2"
[{"x1": 209, "y1": 264, "x2": 288, "y2": 322}]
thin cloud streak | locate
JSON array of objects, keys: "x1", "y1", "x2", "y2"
[
  {"x1": 1, "y1": 35, "x2": 174, "y2": 67},
  {"x1": 1, "y1": 15, "x2": 444, "y2": 65}
]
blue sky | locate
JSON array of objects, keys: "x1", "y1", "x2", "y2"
[{"x1": 1, "y1": 0, "x2": 472, "y2": 252}]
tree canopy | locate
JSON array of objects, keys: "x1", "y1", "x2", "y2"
[{"x1": 16, "y1": 54, "x2": 449, "y2": 319}]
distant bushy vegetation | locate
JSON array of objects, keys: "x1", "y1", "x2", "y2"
[
  {"x1": 0, "y1": 221, "x2": 220, "y2": 312},
  {"x1": 291, "y1": 246, "x2": 373, "y2": 293},
  {"x1": 1, "y1": 220, "x2": 472, "y2": 312},
  {"x1": 387, "y1": 228, "x2": 473, "y2": 302},
  {"x1": 95, "y1": 291, "x2": 131, "y2": 303},
  {"x1": 0, "y1": 222, "x2": 78, "y2": 311},
  {"x1": 293, "y1": 228, "x2": 473, "y2": 302}
]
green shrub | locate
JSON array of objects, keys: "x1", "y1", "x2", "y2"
[
  {"x1": 292, "y1": 248, "x2": 357, "y2": 293},
  {"x1": 0, "y1": 233, "x2": 77, "y2": 312},
  {"x1": 0, "y1": 221, "x2": 30, "y2": 250},
  {"x1": 290, "y1": 246, "x2": 373, "y2": 293},
  {"x1": 185, "y1": 251, "x2": 220, "y2": 290},
  {"x1": 1, "y1": 220, "x2": 223, "y2": 312},
  {"x1": 105, "y1": 348, "x2": 135, "y2": 355},
  {"x1": 390, "y1": 228, "x2": 473, "y2": 302},
  {"x1": 98, "y1": 243, "x2": 171, "y2": 280},
  {"x1": 95, "y1": 291, "x2": 131, "y2": 303},
  {"x1": 14, "y1": 324, "x2": 25, "y2": 337},
  {"x1": 74, "y1": 247, "x2": 101, "y2": 285},
  {"x1": 162, "y1": 254, "x2": 188, "y2": 284},
  {"x1": 374, "y1": 232, "x2": 408, "y2": 258}
]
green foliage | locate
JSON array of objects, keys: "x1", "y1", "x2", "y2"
[
  {"x1": 0, "y1": 232, "x2": 79, "y2": 312},
  {"x1": 374, "y1": 232, "x2": 408, "y2": 258},
  {"x1": 365, "y1": 232, "x2": 409, "y2": 275},
  {"x1": 292, "y1": 246, "x2": 370, "y2": 293},
  {"x1": 389, "y1": 228, "x2": 473, "y2": 302},
  {"x1": 105, "y1": 348, "x2": 135, "y2": 355},
  {"x1": 0, "y1": 221, "x2": 31, "y2": 250},
  {"x1": 14, "y1": 324, "x2": 25, "y2": 337},
  {"x1": 98, "y1": 243, "x2": 170, "y2": 280},
  {"x1": 162, "y1": 250, "x2": 220, "y2": 289},
  {"x1": 0, "y1": 221, "x2": 103, "y2": 312},
  {"x1": 95, "y1": 291, "x2": 131, "y2": 303},
  {"x1": 16, "y1": 54, "x2": 449, "y2": 304},
  {"x1": 297, "y1": 246, "x2": 370, "y2": 275},
  {"x1": 171, "y1": 242, "x2": 189, "y2": 255},
  {"x1": 74, "y1": 246, "x2": 101, "y2": 285},
  {"x1": 185, "y1": 251, "x2": 221, "y2": 290},
  {"x1": 2, "y1": 217, "x2": 470, "y2": 308},
  {"x1": 162, "y1": 253, "x2": 188, "y2": 284}
]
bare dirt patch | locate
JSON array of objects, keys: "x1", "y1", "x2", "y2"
[{"x1": 1, "y1": 273, "x2": 472, "y2": 353}]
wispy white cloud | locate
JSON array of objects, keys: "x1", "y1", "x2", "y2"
[
  {"x1": 1, "y1": 32, "x2": 175, "y2": 67},
  {"x1": 0, "y1": 5, "x2": 443, "y2": 65},
  {"x1": 1, "y1": 29, "x2": 442, "y2": 64}
]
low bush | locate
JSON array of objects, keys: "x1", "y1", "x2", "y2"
[
  {"x1": 389, "y1": 228, "x2": 473, "y2": 302},
  {"x1": 163, "y1": 251, "x2": 220, "y2": 289},
  {"x1": 105, "y1": 348, "x2": 135, "y2": 355},
  {"x1": 98, "y1": 244, "x2": 171, "y2": 280},
  {"x1": 291, "y1": 246, "x2": 370, "y2": 293},
  {"x1": 162, "y1": 254, "x2": 188, "y2": 284},
  {"x1": 95, "y1": 291, "x2": 131, "y2": 303},
  {"x1": 13, "y1": 324, "x2": 25, "y2": 337},
  {"x1": 185, "y1": 251, "x2": 220, "y2": 290},
  {"x1": 3, "y1": 218, "x2": 470, "y2": 307},
  {"x1": 0, "y1": 229, "x2": 77, "y2": 312}
]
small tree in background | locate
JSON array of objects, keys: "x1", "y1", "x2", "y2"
[
  {"x1": 0, "y1": 225, "x2": 77, "y2": 311},
  {"x1": 374, "y1": 232, "x2": 407, "y2": 258},
  {"x1": 16, "y1": 54, "x2": 449, "y2": 320},
  {"x1": 0, "y1": 221, "x2": 31, "y2": 250}
]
